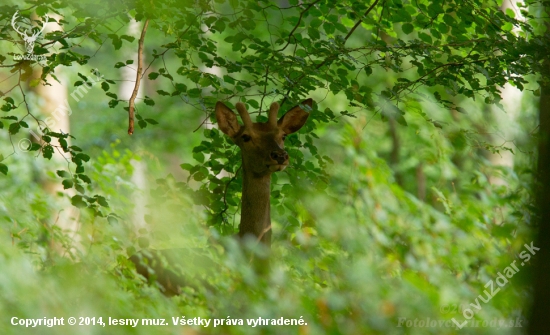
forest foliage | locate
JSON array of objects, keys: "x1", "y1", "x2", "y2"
[{"x1": 0, "y1": 0, "x2": 547, "y2": 334}]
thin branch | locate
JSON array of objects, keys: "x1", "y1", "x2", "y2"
[
  {"x1": 128, "y1": 19, "x2": 149, "y2": 135},
  {"x1": 219, "y1": 165, "x2": 241, "y2": 222},
  {"x1": 280, "y1": 55, "x2": 336, "y2": 107},
  {"x1": 140, "y1": 21, "x2": 197, "y2": 80},
  {"x1": 276, "y1": 0, "x2": 322, "y2": 52},
  {"x1": 259, "y1": 65, "x2": 270, "y2": 115},
  {"x1": 257, "y1": 224, "x2": 272, "y2": 242},
  {"x1": 192, "y1": 113, "x2": 212, "y2": 132},
  {"x1": 344, "y1": 0, "x2": 381, "y2": 42}
]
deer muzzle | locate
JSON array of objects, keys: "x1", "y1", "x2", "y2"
[{"x1": 269, "y1": 150, "x2": 288, "y2": 165}]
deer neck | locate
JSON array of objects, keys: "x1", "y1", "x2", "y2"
[{"x1": 239, "y1": 164, "x2": 272, "y2": 246}]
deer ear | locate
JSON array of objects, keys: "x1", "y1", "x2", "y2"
[
  {"x1": 278, "y1": 99, "x2": 312, "y2": 134},
  {"x1": 215, "y1": 102, "x2": 241, "y2": 137}
]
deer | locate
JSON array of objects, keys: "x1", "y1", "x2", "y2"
[{"x1": 128, "y1": 99, "x2": 313, "y2": 295}]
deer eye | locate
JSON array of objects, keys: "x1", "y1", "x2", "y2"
[
  {"x1": 282, "y1": 135, "x2": 287, "y2": 141},
  {"x1": 241, "y1": 134, "x2": 251, "y2": 142}
]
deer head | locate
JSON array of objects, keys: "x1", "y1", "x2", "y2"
[
  {"x1": 216, "y1": 99, "x2": 311, "y2": 176},
  {"x1": 215, "y1": 99, "x2": 312, "y2": 245},
  {"x1": 11, "y1": 11, "x2": 49, "y2": 54}
]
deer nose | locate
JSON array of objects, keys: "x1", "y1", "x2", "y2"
[{"x1": 270, "y1": 150, "x2": 288, "y2": 164}]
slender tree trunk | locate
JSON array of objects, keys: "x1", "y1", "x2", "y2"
[
  {"x1": 527, "y1": 59, "x2": 550, "y2": 335},
  {"x1": 29, "y1": 14, "x2": 79, "y2": 255}
]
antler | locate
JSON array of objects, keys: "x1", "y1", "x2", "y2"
[
  {"x1": 31, "y1": 14, "x2": 49, "y2": 38},
  {"x1": 268, "y1": 102, "x2": 279, "y2": 127},
  {"x1": 235, "y1": 102, "x2": 253, "y2": 129},
  {"x1": 11, "y1": 11, "x2": 26, "y2": 36}
]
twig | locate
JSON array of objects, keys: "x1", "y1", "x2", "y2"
[
  {"x1": 192, "y1": 113, "x2": 212, "y2": 132},
  {"x1": 280, "y1": 55, "x2": 335, "y2": 107},
  {"x1": 140, "y1": 20, "x2": 197, "y2": 80},
  {"x1": 344, "y1": 0, "x2": 381, "y2": 42},
  {"x1": 257, "y1": 224, "x2": 272, "y2": 242},
  {"x1": 128, "y1": 19, "x2": 149, "y2": 135},
  {"x1": 276, "y1": 0, "x2": 322, "y2": 52},
  {"x1": 259, "y1": 65, "x2": 270, "y2": 115},
  {"x1": 219, "y1": 165, "x2": 241, "y2": 221}
]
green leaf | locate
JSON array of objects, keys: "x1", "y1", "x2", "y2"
[
  {"x1": 36, "y1": 5, "x2": 49, "y2": 16},
  {"x1": 308, "y1": 27, "x2": 320, "y2": 40},
  {"x1": 443, "y1": 14, "x2": 455, "y2": 26},
  {"x1": 402, "y1": 23, "x2": 414, "y2": 34},
  {"x1": 232, "y1": 42, "x2": 242, "y2": 52},
  {"x1": 188, "y1": 88, "x2": 201, "y2": 98},
  {"x1": 43, "y1": 145, "x2": 54, "y2": 159},
  {"x1": 96, "y1": 195, "x2": 109, "y2": 207},
  {"x1": 193, "y1": 152, "x2": 205, "y2": 163},
  {"x1": 193, "y1": 166, "x2": 208, "y2": 180},
  {"x1": 77, "y1": 174, "x2": 92, "y2": 184},
  {"x1": 59, "y1": 138, "x2": 68, "y2": 151},
  {"x1": 310, "y1": 18, "x2": 322, "y2": 28},
  {"x1": 76, "y1": 153, "x2": 90, "y2": 162},
  {"x1": 29, "y1": 79, "x2": 41, "y2": 87},
  {"x1": 138, "y1": 237, "x2": 150, "y2": 248},
  {"x1": 1, "y1": 102, "x2": 14, "y2": 112},
  {"x1": 9, "y1": 122, "x2": 20, "y2": 135},
  {"x1": 120, "y1": 35, "x2": 135, "y2": 42},
  {"x1": 62, "y1": 179, "x2": 74, "y2": 189},
  {"x1": 109, "y1": 34, "x2": 122, "y2": 50},
  {"x1": 418, "y1": 32, "x2": 433, "y2": 44},
  {"x1": 57, "y1": 170, "x2": 71, "y2": 178},
  {"x1": 144, "y1": 97, "x2": 155, "y2": 106},
  {"x1": 145, "y1": 118, "x2": 158, "y2": 125},
  {"x1": 180, "y1": 163, "x2": 193, "y2": 171},
  {"x1": 223, "y1": 75, "x2": 235, "y2": 84},
  {"x1": 0, "y1": 163, "x2": 7, "y2": 175},
  {"x1": 323, "y1": 22, "x2": 335, "y2": 35},
  {"x1": 71, "y1": 195, "x2": 87, "y2": 208},
  {"x1": 29, "y1": 143, "x2": 41, "y2": 151},
  {"x1": 75, "y1": 183, "x2": 85, "y2": 194},
  {"x1": 247, "y1": 100, "x2": 259, "y2": 109},
  {"x1": 174, "y1": 83, "x2": 187, "y2": 92}
]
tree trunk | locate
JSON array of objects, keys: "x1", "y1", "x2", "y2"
[{"x1": 527, "y1": 59, "x2": 550, "y2": 335}]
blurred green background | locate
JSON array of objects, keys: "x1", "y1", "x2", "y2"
[{"x1": 0, "y1": 0, "x2": 544, "y2": 334}]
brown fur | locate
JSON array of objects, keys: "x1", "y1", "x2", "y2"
[{"x1": 215, "y1": 99, "x2": 312, "y2": 245}]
